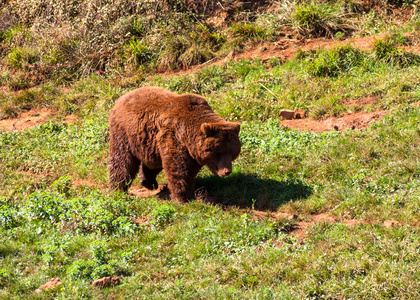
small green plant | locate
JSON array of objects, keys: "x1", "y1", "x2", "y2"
[
  {"x1": 0, "y1": 269, "x2": 9, "y2": 288},
  {"x1": 66, "y1": 259, "x2": 96, "y2": 280},
  {"x1": 151, "y1": 204, "x2": 177, "y2": 229},
  {"x1": 0, "y1": 198, "x2": 20, "y2": 229},
  {"x1": 51, "y1": 175, "x2": 72, "y2": 195},
  {"x1": 334, "y1": 31, "x2": 345, "y2": 40},
  {"x1": 91, "y1": 240, "x2": 108, "y2": 265},
  {"x1": 66, "y1": 241, "x2": 126, "y2": 280},
  {"x1": 231, "y1": 22, "x2": 268, "y2": 40},
  {"x1": 124, "y1": 39, "x2": 155, "y2": 68}
]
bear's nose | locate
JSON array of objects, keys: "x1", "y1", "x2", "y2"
[{"x1": 219, "y1": 169, "x2": 232, "y2": 177}]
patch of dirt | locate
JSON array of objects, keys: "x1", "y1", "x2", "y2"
[
  {"x1": 235, "y1": 33, "x2": 390, "y2": 63},
  {"x1": 340, "y1": 95, "x2": 380, "y2": 108},
  {"x1": 72, "y1": 178, "x2": 106, "y2": 190},
  {"x1": 92, "y1": 276, "x2": 120, "y2": 289},
  {"x1": 291, "y1": 221, "x2": 312, "y2": 243},
  {"x1": 290, "y1": 214, "x2": 369, "y2": 242},
  {"x1": 383, "y1": 219, "x2": 402, "y2": 228},
  {"x1": 0, "y1": 108, "x2": 79, "y2": 132},
  {"x1": 281, "y1": 110, "x2": 388, "y2": 133},
  {"x1": 312, "y1": 213, "x2": 337, "y2": 223},
  {"x1": 0, "y1": 108, "x2": 56, "y2": 132},
  {"x1": 131, "y1": 216, "x2": 151, "y2": 225},
  {"x1": 163, "y1": 31, "x2": 420, "y2": 81},
  {"x1": 35, "y1": 278, "x2": 62, "y2": 293},
  {"x1": 129, "y1": 185, "x2": 171, "y2": 199}
]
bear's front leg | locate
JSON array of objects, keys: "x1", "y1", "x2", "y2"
[{"x1": 157, "y1": 129, "x2": 201, "y2": 202}]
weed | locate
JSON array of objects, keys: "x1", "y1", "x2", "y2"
[
  {"x1": 0, "y1": 198, "x2": 21, "y2": 229},
  {"x1": 231, "y1": 22, "x2": 269, "y2": 40},
  {"x1": 373, "y1": 34, "x2": 420, "y2": 67},
  {"x1": 304, "y1": 44, "x2": 365, "y2": 77},
  {"x1": 292, "y1": 1, "x2": 352, "y2": 37},
  {"x1": 123, "y1": 39, "x2": 155, "y2": 68}
]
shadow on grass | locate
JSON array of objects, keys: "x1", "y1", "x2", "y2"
[{"x1": 195, "y1": 173, "x2": 313, "y2": 210}]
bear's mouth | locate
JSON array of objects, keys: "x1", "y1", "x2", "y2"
[
  {"x1": 207, "y1": 158, "x2": 233, "y2": 178},
  {"x1": 209, "y1": 167, "x2": 232, "y2": 177}
]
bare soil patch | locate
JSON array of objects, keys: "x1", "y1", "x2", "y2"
[
  {"x1": 281, "y1": 110, "x2": 388, "y2": 133},
  {"x1": 340, "y1": 95, "x2": 380, "y2": 108},
  {"x1": 129, "y1": 185, "x2": 171, "y2": 199},
  {"x1": 0, "y1": 108, "x2": 79, "y2": 132},
  {"x1": 35, "y1": 278, "x2": 62, "y2": 293},
  {"x1": 290, "y1": 214, "x2": 369, "y2": 242},
  {"x1": 72, "y1": 178, "x2": 106, "y2": 190}
]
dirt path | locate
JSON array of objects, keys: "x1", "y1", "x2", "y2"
[{"x1": 164, "y1": 32, "x2": 420, "y2": 77}]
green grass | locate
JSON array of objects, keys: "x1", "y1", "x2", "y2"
[
  {"x1": 1, "y1": 1, "x2": 420, "y2": 299},
  {"x1": 1, "y1": 101, "x2": 420, "y2": 297}
]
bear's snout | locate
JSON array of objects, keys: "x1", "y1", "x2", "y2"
[
  {"x1": 217, "y1": 168, "x2": 232, "y2": 177},
  {"x1": 215, "y1": 156, "x2": 233, "y2": 177}
]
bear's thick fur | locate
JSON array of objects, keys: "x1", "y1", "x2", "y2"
[{"x1": 109, "y1": 87, "x2": 241, "y2": 201}]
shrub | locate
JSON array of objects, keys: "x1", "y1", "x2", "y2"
[
  {"x1": 292, "y1": 1, "x2": 353, "y2": 37},
  {"x1": 373, "y1": 34, "x2": 420, "y2": 67},
  {"x1": 231, "y1": 22, "x2": 269, "y2": 40}
]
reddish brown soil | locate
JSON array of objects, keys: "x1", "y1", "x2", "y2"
[
  {"x1": 340, "y1": 95, "x2": 380, "y2": 107},
  {"x1": 129, "y1": 185, "x2": 171, "y2": 200},
  {"x1": 281, "y1": 110, "x2": 388, "y2": 133},
  {"x1": 0, "y1": 108, "x2": 55, "y2": 132},
  {"x1": 252, "y1": 210, "x2": 371, "y2": 242},
  {"x1": 0, "y1": 108, "x2": 79, "y2": 132},
  {"x1": 35, "y1": 278, "x2": 62, "y2": 293},
  {"x1": 91, "y1": 276, "x2": 120, "y2": 289}
]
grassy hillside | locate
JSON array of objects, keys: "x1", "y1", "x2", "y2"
[{"x1": 1, "y1": 0, "x2": 420, "y2": 298}]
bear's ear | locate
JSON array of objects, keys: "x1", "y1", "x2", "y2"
[
  {"x1": 231, "y1": 122, "x2": 240, "y2": 134},
  {"x1": 201, "y1": 123, "x2": 216, "y2": 137}
]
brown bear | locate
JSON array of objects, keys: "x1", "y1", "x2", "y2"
[{"x1": 109, "y1": 86, "x2": 241, "y2": 201}]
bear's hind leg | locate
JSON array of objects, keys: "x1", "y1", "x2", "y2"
[
  {"x1": 109, "y1": 152, "x2": 140, "y2": 192},
  {"x1": 109, "y1": 129, "x2": 141, "y2": 192},
  {"x1": 140, "y1": 165, "x2": 162, "y2": 190}
]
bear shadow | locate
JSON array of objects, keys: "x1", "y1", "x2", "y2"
[{"x1": 195, "y1": 173, "x2": 313, "y2": 211}]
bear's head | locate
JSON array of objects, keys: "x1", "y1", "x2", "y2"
[{"x1": 199, "y1": 122, "x2": 241, "y2": 177}]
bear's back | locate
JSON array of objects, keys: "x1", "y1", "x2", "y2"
[{"x1": 112, "y1": 86, "x2": 220, "y2": 125}]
